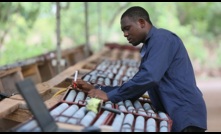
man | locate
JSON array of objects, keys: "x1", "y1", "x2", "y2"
[{"x1": 75, "y1": 6, "x2": 207, "y2": 132}]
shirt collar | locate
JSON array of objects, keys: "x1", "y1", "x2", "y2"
[
  {"x1": 140, "y1": 26, "x2": 156, "y2": 58},
  {"x1": 145, "y1": 25, "x2": 156, "y2": 43}
]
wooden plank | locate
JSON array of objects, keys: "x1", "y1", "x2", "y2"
[
  {"x1": 0, "y1": 45, "x2": 108, "y2": 127},
  {"x1": 110, "y1": 48, "x2": 121, "y2": 60},
  {"x1": 55, "y1": 68, "x2": 92, "y2": 88},
  {"x1": 0, "y1": 99, "x2": 21, "y2": 118},
  {"x1": 22, "y1": 64, "x2": 42, "y2": 84},
  {"x1": 6, "y1": 45, "x2": 123, "y2": 101},
  {"x1": 35, "y1": 48, "x2": 110, "y2": 104},
  {"x1": 4, "y1": 46, "x2": 110, "y2": 120},
  {"x1": 66, "y1": 53, "x2": 75, "y2": 66},
  {"x1": 5, "y1": 108, "x2": 32, "y2": 123},
  {"x1": 121, "y1": 49, "x2": 131, "y2": 59},
  {"x1": 133, "y1": 51, "x2": 141, "y2": 61},
  {"x1": 44, "y1": 92, "x2": 65, "y2": 109},
  {"x1": 0, "y1": 44, "x2": 145, "y2": 132},
  {"x1": 73, "y1": 49, "x2": 86, "y2": 64},
  {"x1": 0, "y1": 118, "x2": 20, "y2": 132},
  {"x1": 0, "y1": 80, "x2": 4, "y2": 93},
  {"x1": 22, "y1": 64, "x2": 36, "y2": 76},
  {"x1": 0, "y1": 98, "x2": 38, "y2": 123},
  {"x1": 126, "y1": 50, "x2": 140, "y2": 60},
  {"x1": 64, "y1": 56, "x2": 70, "y2": 67},
  {"x1": 38, "y1": 44, "x2": 134, "y2": 95},
  {"x1": 9, "y1": 94, "x2": 23, "y2": 100},
  {"x1": 54, "y1": 81, "x2": 71, "y2": 88},
  {"x1": 1, "y1": 71, "x2": 24, "y2": 96},
  {"x1": 10, "y1": 87, "x2": 53, "y2": 102},
  {"x1": 0, "y1": 67, "x2": 21, "y2": 78},
  {"x1": 35, "y1": 47, "x2": 109, "y2": 96},
  {"x1": 1, "y1": 75, "x2": 16, "y2": 96},
  {"x1": 61, "y1": 45, "x2": 84, "y2": 58},
  {"x1": 38, "y1": 61, "x2": 54, "y2": 82},
  {"x1": 16, "y1": 69, "x2": 24, "y2": 80},
  {"x1": 10, "y1": 86, "x2": 56, "y2": 103},
  {"x1": 81, "y1": 62, "x2": 97, "y2": 70}
]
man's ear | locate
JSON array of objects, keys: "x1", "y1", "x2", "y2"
[{"x1": 138, "y1": 18, "x2": 146, "y2": 28}]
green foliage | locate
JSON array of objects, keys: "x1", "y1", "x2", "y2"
[
  {"x1": 60, "y1": 2, "x2": 85, "y2": 46},
  {"x1": 216, "y1": 41, "x2": 221, "y2": 67},
  {"x1": 207, "y1": 3, "x2": 221, "y2": 36},
  {"x1": 0, "y1": 2, "x2": 220, "y2": 74},
  {"x1": 1, "y1": 39, "x2": 43, "y2": 65},
  {"x1": 17, "y1": 2, "x2": 40, "y2": 28},
  {"x1": 176, "y1": 2, "x2": 221, "y2": 38},
  {"x1": 0, "y1": 2, "x2": 12, "y2": 23}
]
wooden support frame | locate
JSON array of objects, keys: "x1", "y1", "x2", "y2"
[
  {"x1": 21, "y1": 64, "x2": 42, "y2": 84},
  {"x1": 0, "y1": 67, "x2": 23, "y2": 97},
  {"x1": 0, "y1": 44, "x2": 142, "y2": 132}
]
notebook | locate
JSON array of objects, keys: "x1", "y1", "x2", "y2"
[{"x1": 13, "y1": 78, "x2": 100, "y2": 132}]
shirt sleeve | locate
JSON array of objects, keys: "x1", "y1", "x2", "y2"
[
  {"x1": 105, "y1": 35, "x2": 176, "y2": 103},
  {"x1": 100, "y1": 85, "x2": 120, "y2": 92}
]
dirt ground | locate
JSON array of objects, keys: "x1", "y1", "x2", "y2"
[{"x1": 196, "y1": 77, "x2": 221, "y2": 132}]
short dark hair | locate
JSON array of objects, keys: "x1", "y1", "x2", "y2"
[{"x1": 121, "y1": 6, "x2": 152, "y2": 25}]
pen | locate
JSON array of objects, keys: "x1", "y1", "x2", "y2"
[
  {"x1": 74, "y1": 70, "x2": 78, "y2": 82},
  {"x1": 73, "y1": 70, "x2": 78, "y2": 88}
]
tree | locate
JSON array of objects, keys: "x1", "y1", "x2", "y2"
[{"x1": 0, "y1": 2, "x2": 40, "y2": 49}]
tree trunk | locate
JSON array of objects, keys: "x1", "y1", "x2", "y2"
[
  {"x1": 84, "y1": 2, "x2": 90, "y2": 58},
  {"x1": 56, "y1": 2, "x2": 61, "y2": 74}
]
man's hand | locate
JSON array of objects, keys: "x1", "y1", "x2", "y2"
[
  {"x1": 75, "y1": 79, "x2": 95, "y2": 93},
  {"x1": 88, "y1": 89, "x2": 108, "y2": 102},
  {"x1": 75, "y1": 79, "x2": 109, "y2": 102}
]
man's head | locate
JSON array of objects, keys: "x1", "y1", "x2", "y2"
[{"x1": 121, "y1": 6, "x2": 152, "y2": 46}]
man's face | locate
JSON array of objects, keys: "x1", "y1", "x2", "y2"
[{"x1": 121, "y1": 16, "x2": 143, "y2": 46}]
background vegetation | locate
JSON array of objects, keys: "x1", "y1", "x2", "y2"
[{"x1": 0, "y1": 2, "x2": 221, "y2": 78}]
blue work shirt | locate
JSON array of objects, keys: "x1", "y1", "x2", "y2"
[{"x1": 101, "y1": 26, "x2": 207, "y2": 132}]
